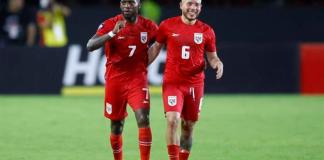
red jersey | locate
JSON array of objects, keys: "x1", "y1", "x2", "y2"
[
  {"x1": 156, "y1": 16, "x2": 216, "y2": 85},
  {"x1": 96, "y1": 14, "x2": 158, "y2": 80}
]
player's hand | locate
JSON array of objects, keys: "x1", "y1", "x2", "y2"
[
  {"x1": 215, "y1": 60, "x2": 223, "y2": 79},
  {"x1": 112, "y1": 20, "x2": 126, "y2": 34}
]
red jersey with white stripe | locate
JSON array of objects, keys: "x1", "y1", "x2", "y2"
[
  {"x1": 96, "y1": 14, "x2": 158, "y2": 80},
  {"x1": 156, "y1": 16, "x2": 216, "y2": 85}
]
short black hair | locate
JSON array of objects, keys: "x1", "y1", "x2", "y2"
[{"x1": 120, "y1": 0, "x2": 140, "y2": 2}]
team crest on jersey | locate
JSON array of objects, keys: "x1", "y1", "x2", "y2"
[
  {"x1": 140, "y1": 32, "x2": 148, "y2": 44},
  {"x1": 194, "y1": 33, "x2": 203, "y2": 44},
  {"x1": 106, "y1": 102, "x2": 112, "y2": 114},
  {"x1": 168, "y1": 96, "x2": 177, "y2": 107}
]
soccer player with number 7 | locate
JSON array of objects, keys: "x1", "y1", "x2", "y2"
[
  {"x1": 148, "y1": 0, "x2": 224, "y2": 159},
  {"x1": 86, "y1": 0, "x2": 158, "y2": 159}
]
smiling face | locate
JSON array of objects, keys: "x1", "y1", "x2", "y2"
[
  {"x1": 180, "y1": 0, "x2": 202, "y2": 22},
  {"x1": 120, "y1": 0, "x2": 140, "y2": 21}
]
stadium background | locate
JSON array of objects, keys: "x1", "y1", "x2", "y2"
[{"x1": 1, "y1": 0, "x2": 324, "y2": 160}]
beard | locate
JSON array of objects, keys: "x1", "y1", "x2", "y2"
[
  {"x1": 183, "y1": 10, "x2": 200, "y2": 21},
  {"x1": 122, "y1": 11, "x2": 138, "y2": 23}
]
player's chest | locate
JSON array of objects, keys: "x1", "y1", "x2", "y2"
[
  {"x1": 112, "y1": 26, "x2": 150, "y2": 45},
  {"x1": 167, "y1": 28, "x2": 205, "y2": 46}
]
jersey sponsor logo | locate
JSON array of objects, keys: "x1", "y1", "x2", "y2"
[
  {"x1": 106, "y1": 102, "x2": 112, "y2": 114},
  {"x1": 172, "y1": 33, "x2": 180, "y2": 37},
  {"x1": 194, "y1": 33, "x2": 203, "y2": 44},
  {"x1": 117, "y1": 36, "x2": 125, "y2": 40},
  {"x1": 168, "y1": 96, "x2": 177, "y2": 107},
  {"x1": 140, "y1": 32, "x2": 148, "y2": 44}
]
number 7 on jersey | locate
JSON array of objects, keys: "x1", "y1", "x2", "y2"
[{"x1": 128, "y1": 45, "x2": 136, "y2": 57}]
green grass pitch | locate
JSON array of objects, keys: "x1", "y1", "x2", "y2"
[{"x1": 0, "y1": 94, "x2": 324, "y2": 160}]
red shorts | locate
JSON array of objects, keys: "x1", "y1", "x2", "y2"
[
  {"x1": 104, "y1": 77, "x2": 150, "y2": 120},
  {"x1": 162, "y1": 83, "x2": 204, "y2": 121}
]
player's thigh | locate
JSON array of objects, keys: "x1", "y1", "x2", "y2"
[
  {"x1": 182, "y1": 85, "x2": 204, "y2": 121},
  {"x1": 127, "y1": 84, "x2": 150, "y2": 111},
  {"x1": 104, "y1": 82, "x2": 128, "y2": 120},
  {"x1": 163, "y1": 84, "x2": 184, "y2": 113}
]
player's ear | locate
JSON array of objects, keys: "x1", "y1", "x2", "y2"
[
  {"x1": 137, "y1": 0, "x2": 141, "y2": 7},
  {"x1": 138, "y1": 3, "x2": 142, "y2": 9},
  {"x1": 179, "y1": 1, "x2": 183, "y2": 10}
]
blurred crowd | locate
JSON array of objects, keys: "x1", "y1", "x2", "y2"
[
  {"x1": 0, "y1": 0, "x2": 70, "y2": 47},
  {"x1": 3, "y1": 0, "x2": 324, "y2": 7},
  {"x1": 46, "y1": 0, "x2": 324, "y2": 7},
  {"x1": 1, "y1": 0, "x2": 323, "y2": 48}
]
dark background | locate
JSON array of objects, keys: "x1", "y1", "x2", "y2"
[{"x1": 1, "y1": 0, "x2": 324, "y2": 94}]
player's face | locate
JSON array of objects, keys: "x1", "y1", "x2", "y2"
[
  {"x1": 120, "y1": 0, "x2": 140, "y2": 19},
  {"x1": 180, "y1": 0, "x2": 202, "y2": 21}
]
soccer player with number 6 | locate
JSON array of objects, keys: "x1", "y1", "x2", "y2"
[
  {"x1": 86, "y1": 0, "x2": 158, "y2": 160},
  {"x1": 148, "y1": 0, "x2": 224, "y2": 159}
]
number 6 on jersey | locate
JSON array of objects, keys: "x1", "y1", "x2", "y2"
[{"x1": 182, "y1": 46, "x2": 190, "y2": 59}]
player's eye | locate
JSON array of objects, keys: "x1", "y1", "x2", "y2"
[
  {"x1": 121, "y1": 1, "x2": 136, "y2": 6},
  {"x1": 187, "y1": 2, "x2": 200, "y2": 8}
]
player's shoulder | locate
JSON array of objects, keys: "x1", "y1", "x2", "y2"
[
  {"x1": 196, "y1": 19, "x2": 215, "y2": 33},
  {"x1": 139, "y1": 15, "x2": 155, "y2": 24},
  {"x1": 139, "y1": 16, "x2": 158, "y2": 28},
  {"x1": 97, "y1": 14, "x2": 123, "y2": 31},
  {"x1": 160, "y1": 16, "x2": 180, "y2": 26},
  {"x1": 102, "y1": 14, "x2": 123, "y2": 24}
]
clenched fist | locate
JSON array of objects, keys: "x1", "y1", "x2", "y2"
[{"x1": 112, "y1": 20, "x2": 126, "y2": 34}]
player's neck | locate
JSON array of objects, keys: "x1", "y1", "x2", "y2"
[
  {"x1": 181, "y1": 15, "x2": 197, "y2": 25},
  {"x1": 124, "y1": 15, "x2": 138, "y2": 24}
]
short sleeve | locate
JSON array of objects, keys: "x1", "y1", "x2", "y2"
[
  {"x1": 156, "y1": 20, "x2": 168, "y2": 44},
  {"x1": 149, "y1": 21, "x2": 158, "y2": 42},
  {"x1": 96, "y1": 19, "x2": 115, "y2": 36},
  {"x1": 205, "y1": 27, "x2": 217, "y2": 53}
]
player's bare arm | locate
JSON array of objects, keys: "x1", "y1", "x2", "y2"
[
  {"x1": 148, "y1": 41, "x2": 164, "y2": 65},
  {"x1": 206, "y1": 51, "x2": 224, "y2": 79},
  {"x1": 86, "y1": 20, "x2": 125, "y2": 52}
]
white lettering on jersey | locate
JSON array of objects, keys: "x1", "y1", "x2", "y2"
[{"x1": 172, "y1": 33, "x2": 180, "y2": 37}]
